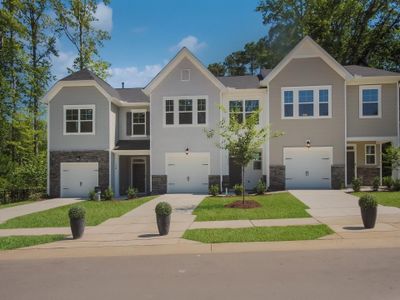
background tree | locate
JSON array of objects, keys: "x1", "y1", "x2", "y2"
[
  {"x1": 54, "y1": 0, "x2": 111, "y2": 79},
  {"x1": 205, "y1": 107, "x2": 282, "y2": 204},
  {"x1": 208, "y1": 63, "x2": 226, "y2": 76},
  {"x1": 223, "y1": 51, "x2": 247, "y2": 76}
]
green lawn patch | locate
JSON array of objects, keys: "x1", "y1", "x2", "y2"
[
  {"x1": 193, "y1": 193, "x2": 310, "y2": 221},
  {"x1": 183, "y1": 225, "x2": 333, "y2": 243},
  {"x1": 0, "y1": 196, "x2": 156, "y2": 229},
  {"x1": 0, "y1": 200, "x2": 34, "y2": 209},
  {"x1": 0, "y1": 235, "x2": 66, "y2": 250},
  {"x1": 353, "y1": 191, "x2": 400, "y2": 208}
]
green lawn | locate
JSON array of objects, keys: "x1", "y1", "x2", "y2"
[
  {"x1": 193, "y1": 193, "x2": 310, "y2": 221},
  {"x1": 0, "y1": 200, "x2": 34, "y2": 209},
  {"x1": 183, "y1": 225, "x2": 333, "y2": 243},
  {"x1": 0, "y1": 235, "x2": 66, "y2": 250},
  {"x1": 353, "y1": 191, "x2": 400, "y2": 208},
  {"x1": 0, "y1": 196, "x2": 156, "y2": 229}
]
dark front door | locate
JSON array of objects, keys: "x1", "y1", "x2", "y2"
[
  {"x1": 132, "y1": 162, "x2": 146, "y2": 193},
  {"x1": 347, "y1": 151, "x2": 355, "y2": 185},
  {"x1": 229, "y1": 156, "x2": 242, "y2": 188}
]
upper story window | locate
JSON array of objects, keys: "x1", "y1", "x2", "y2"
[
  {"x1": 253, "y1": 151, "x2": 262, "y2": 170},
  {"x1": 229, "y1": 100, "x2": 259, "y2": 124},
  {"x1": 365, "y1": 144, "x2": 376, "y2": 165},
  {"x1": 132, "y1": 110, "x2": 146, "y2": 136},
  {"x1": 281, "y1": 86, "x2": 331, "y2": 119},
  {"x1": 63, "y1": 105, "x2": 95, "y2": 135},
  {"x1": 181, "y1": 69, "x2": 190, "y2": 81},
  {"x1": 359, "y1": 85, "x2": 381, "y2": 118},
  {"x1": 164, "y1": 96, "x2": 207, "y2": 126}
]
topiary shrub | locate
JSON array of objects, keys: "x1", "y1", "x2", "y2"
[
  {"x1": 382, "y1": 176, "x2": 393, "y2": 190},
  {"x1": 68, "y1": 206, "x2": 86, "y2": 220},
  {"x1": 358, "y1": 194, "x2": 378, "y2": 209},
  {"x1": 352, "y1": 177, "x2": 362, "y2": 192},
  {"x1": 126, "y1": 186, "x2": 138, "y2": 199},
  {"x1": 102, "y1": 186, "x2": 113, "y2": 201},
  {"x1": 209, "y1": 184, "x2": 219, "y2": 196},
  {"x1": 233, "y1": 184, "x2": 243, "y2": 196},
  {"x1": 372, "y1": 177, "x2": 380, "y2": 192},
  {"x1": 255, "y1": 180, "x2": 266, "y2": 195},
  {"x1": 155, "y1": 202, "x2": 172, "y2": 216},
  {"x1": 88, "y1": 189, "x2": 96, "y2": 201}
]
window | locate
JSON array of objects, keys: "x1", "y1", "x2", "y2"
[
  {"x1": 179, "y1": 99, "x2": 193, "y2": 124},
  {"x1": 365, "y1": 144, "x2": 376, "y2": 165},
  {"x1": 164, "y1": 97, "x2": 207, "y2": 126},
  {"x1": 197, "y1": 99, "x2": 206, "y2": 124},
  {"x1": 253, "y1": 152, "x2": 262, "y2": 170},
  {"x1": 360, "y1": 86, "x2": 381, "y2": 118},
  {"x1": 181, "y1": 69, "x2": 190, "y2": 81},
  {"x1": 132, "y1": 111, "x2": 146, "y2": 136},
  {"x1": 165, "y1": 100, "x2": 174, "y2": 125},
  {"x1": 64, "y1": 105, "x2": 95, "y2": 135},
  {"x1": 282, "y1": 86, "x2": 331, "y2": 119},
  {"x1": 229, "y1": 100, "x2": 259, "y2": 124}
]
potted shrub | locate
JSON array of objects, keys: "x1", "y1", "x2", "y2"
[
  {"x1": 103, "y1": 186, "x2": 113, "y2": 200},
  {"x1": 209, "y1": 184, "x2": 219, "y2": 196},
  {"x1": 255, "y1": 180, "x2": 266, "y2": 195},
  {"x1": 88, "y1": 189, "x2": 96, "y2": 201},
  {"x1": 359, "y1": 194, "x2": 378, "y2": 229},
  {"x1": 155, "y1": 202, "x2": 172, "y2": 236},
  {"x1": 126, "y1": 186, "x2": 138, "y2": 199},
  {"x1": 68, "y1": 206, "x2": 86, "y2": 239},
  {"x1": 372, "y1": 176, "x2": 380, "y2": 192},
  {"x1": 233, "y1": 184, "x2": 243, "y2": 196},
  {"x1": 352, "y1": 177, "x2": 362, "y2": 192}
]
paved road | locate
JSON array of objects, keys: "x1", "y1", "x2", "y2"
[{"x1": 1, "y1": 248, "x2": 399, "y2": 300}]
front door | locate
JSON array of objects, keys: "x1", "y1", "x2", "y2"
[
  {"x1": 229, "y1": 156, "x2": 242, "y2": 188},
  {"x1": 346, "y1": 146, "x2": 356, "y2": 185},
  {"x1": 131, "y1": 159, "x2": 146, "y2": 193}
]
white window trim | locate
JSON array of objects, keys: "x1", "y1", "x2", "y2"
[
  {"x1": 359, "y1": 85, "x2": 382, "y2": 119},
  {"x1": 63, "y1": 104, "x2": 95, "y2": 135},
  {"x1": 253, "y1": 151, "x2": 262, "y2": 170},
  {"x1": 365, "y1": 144, "x2": 376, "y2": 166},
  {"x1": 131, "y1": 109, "x2": 147, "y2": 137},
  {"x1": 162, "y1": 96, "x2": 208, "y2": 127},
  {"x1": 181, "y1": 69, "x2": 191, "y2": 81},
  {"x1": 228, "y1": 99, "x2": 260, "y2": 124},
  {"x1": 281, "y1": 85, "x2": 332, "y2": 119}
]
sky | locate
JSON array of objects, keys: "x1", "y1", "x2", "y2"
[{"x1": 52, "y1": 0, "x2": 266, "y2": 88}]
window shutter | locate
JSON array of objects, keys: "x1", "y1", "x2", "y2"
[
  {"x1": 146, "y1": 112, "x2": 150, "y2": 135},
  {"x1": 126, "y1": 112, "x2": 132, "y2": 136}
]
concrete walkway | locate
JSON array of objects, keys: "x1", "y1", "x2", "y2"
[{"x1": 0, "y1": 198, "x2": 83, "y2": 224}]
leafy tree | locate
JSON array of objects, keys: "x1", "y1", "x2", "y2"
[
  {"x1": 208, "y1": 62, "x2": 226, "y2": 76},
  {"x1": 383, "y1": 146, "x2": 400, "y2": 172},
  {"x1": 224, "y1": 50, "x2": 247, "y2": 76},
  {"x1": 205, "y1": 107, "x2": 282, "y2": 203},
  {"x1": 54, "y1": 0, "x2": 111, "y2": 78}
]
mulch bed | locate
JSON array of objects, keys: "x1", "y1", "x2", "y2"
[{"x1": 224, "y1": 200, "x2": 261, "y2": 209}]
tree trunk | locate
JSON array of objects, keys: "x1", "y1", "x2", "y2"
[{"x1": 241, "y1": 165, "x2": 245, "y2": 204}]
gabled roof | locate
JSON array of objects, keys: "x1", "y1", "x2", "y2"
[
  {"x1": 260, "y1": 36, "x2": 353, "y2": 85},
  {"x1": 143, "y1": 47, "x2": 226, "y2": 95},
  {"x1": 115, "y1": 88, "x2": 149, "y2": 103},
  {"x1": 344, "y1": 65, "x2": 400, "y2": 77},
  {"x1": 217, "y1": 75, "x2": 261, "y2": 89}
]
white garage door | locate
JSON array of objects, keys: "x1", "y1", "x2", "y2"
[
  {"x1": 284, "y1": 147, "x2": 332, "y2": 189},
  {"x1": 166, "y1": 153, "x2": 209, "y2": 193},
  {"x1": 60, "y1": 162, "x2": 99, "y2": 198}
]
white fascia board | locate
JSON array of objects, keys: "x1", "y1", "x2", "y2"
[
  {"x1": 346, "y1": 76, "x2": 400, "y2": 85},
  {"x1": 346, "y1": 136, "x2": 397, "y2": 142}
]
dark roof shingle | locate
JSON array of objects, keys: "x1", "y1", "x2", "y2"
[
  {"x1": 344, "y1": 65, "x2": 400, "y2": 77},
  {"x1": 217, "y1": 75, "x2": 261, "y2": 89},
  {"x1": 115, "y1": 88, "x2": 149, "y2": 103}
]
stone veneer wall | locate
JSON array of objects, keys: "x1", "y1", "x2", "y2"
[
  {"x1": 269, "y1": 165, "x2": 285, "y2": 191},
  {"x1": 331, "y1": 165, "x2": 345, "y2": 189},
  {"x1": 357, "y1": 167, "x2": 380, "y2": 186},
  {"x1": 152, "y1": 175, "x2": 167, "y2": 194},
  {"x1": 50, "y1": 150, "x2": 109, "y2": 198}
]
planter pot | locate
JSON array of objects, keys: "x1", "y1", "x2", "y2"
[
  {"x1": 156, "y1": 214, "x2": 171, "y2": 236},
  {"x1": 360, "y1": 207, "x2": 377, "y2": 229},
  {"x1": 70, "y1": 218, "x2": 85, "y2": 239}
]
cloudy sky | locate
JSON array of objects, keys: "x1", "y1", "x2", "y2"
[{"x1": 52, "y1": 0, "x2": 265, "y2": 88}]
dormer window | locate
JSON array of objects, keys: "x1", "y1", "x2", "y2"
[{"x1": 181, "y1": 69, "x2": 190, "y2": 81}]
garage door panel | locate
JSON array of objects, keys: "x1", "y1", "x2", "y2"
[{"x1": 61, "y1": 163, "x2": 99, "y2": 198}]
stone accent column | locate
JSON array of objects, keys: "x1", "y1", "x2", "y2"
[
  {"x1": 269, "y1": 165, "x2": 285, "y2": 191},
  {"x1": 208, "y1": 175, "x2": 221, "y2": 192},
  {"x1": 357, "y1": 167, "x2": 380, "y2": 185},
  {"x1": 331, "y1": 165, "x2": 345, "y2": 189},
  {"x1": 151, "y1": 175, "x2": 167, "y2": 194},
  {"x1": 49, "y1": 150, "x2": 109, "y2": 198}
]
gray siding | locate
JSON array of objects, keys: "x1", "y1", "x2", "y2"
[
  {"x1": 49, "y1": 86, "x2": 110, "y2": 151},
  {"x1": 150, "y1": 57, "x2": 222, "y2": 174},
  {"x1": 269, "y1": 57, "x2": 346, "y2": 165},
  {"x1": 347, "y1": 84, "x2": 397, "y2": 137}
]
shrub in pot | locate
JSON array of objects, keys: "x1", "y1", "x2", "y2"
[
  {"x1": 352, "y1": 177, "x2": 362, "y2": 192},
  {"x1": 358, "y1": 194, "x2": 378, "y2": 229},
  {"x1": 382, "y1": 176, "x2": 393, "y2": 190},
  {"x1": 255, "y1": 180, "x2": 266, "y2": 195},
  {"x1": 233, "y1": 184, "x2": 243, "y2": 196},
  {"x1": 372, "y1": 176, "x2": 380, "y2": 192},
  {"x1": 155, "y1": 202, "x2": 172, "y2": 236},
  {"x1": 127, "y1": 186, "x2": 138, "y2": 199},
  {"x1": 68, "y1": 206, "x2": 86, "y2": 239},
  {"x1": 88, "y1": 189, "x2": 96, "y2": 201},
  {"x1": 209, "y1": 184, "x2": 219, "y2": 196}
]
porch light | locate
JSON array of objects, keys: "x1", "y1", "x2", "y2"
[
  {"x1": 185, "y1": 147, "x2": 189, "y2": 155},
  {"x1": 306, "y1": 140, "x2": 311, "y2": 148}
]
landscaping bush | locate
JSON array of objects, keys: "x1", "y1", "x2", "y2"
[
  {"x1": 358, "y1": 194, "x2": 378, "y2": 209},
  {"x1": 392, "y1": 179, "x2": 400, "y2": 191},
  {"x1": 28, "y1": 192, "x2": 42, "y2": 202},
  {"x1": 233, "y1": 184, "x2": 243, "y2": 196},
  {"x1": 372, "y1": 177, "x2": 380, "y2": 192},
  {"x1": 126, "y1": 186, "x2": 138, "y2": 199},
  {"x1": 102, "y1": 187, "x2": 113, "y2": 201},
  {"x1": 68, "y1": 206, "x2": 86, "y2": 220},
  {"x1": 155, "y1": 202, "x2": 172, "y2": 216},
  {"x1": 255, "y1": 180, "x2": 266, "y2": 195},
  {"x1": 209, "y1": 184, "x2": 219, "y2": 196},
  {"x1": 352, "y1": 177, "x2": 362, "y2": 192},
  {"x1": 383, "y1": 176, "x2": 393, "y2": 190},
  {"x1": 88, "y1": 189, "x2": 96, "y2": 201}
]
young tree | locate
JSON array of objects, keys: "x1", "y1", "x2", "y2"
[
  {"x1": 383, "y1": 146, "x2": 400, "y2": 172},
  {"x1": 205, "y1": 107, "x2": 282, "y2": 204},
  {"x1": 54, "y1": 0, "x2": 111, "y2": 78}
]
